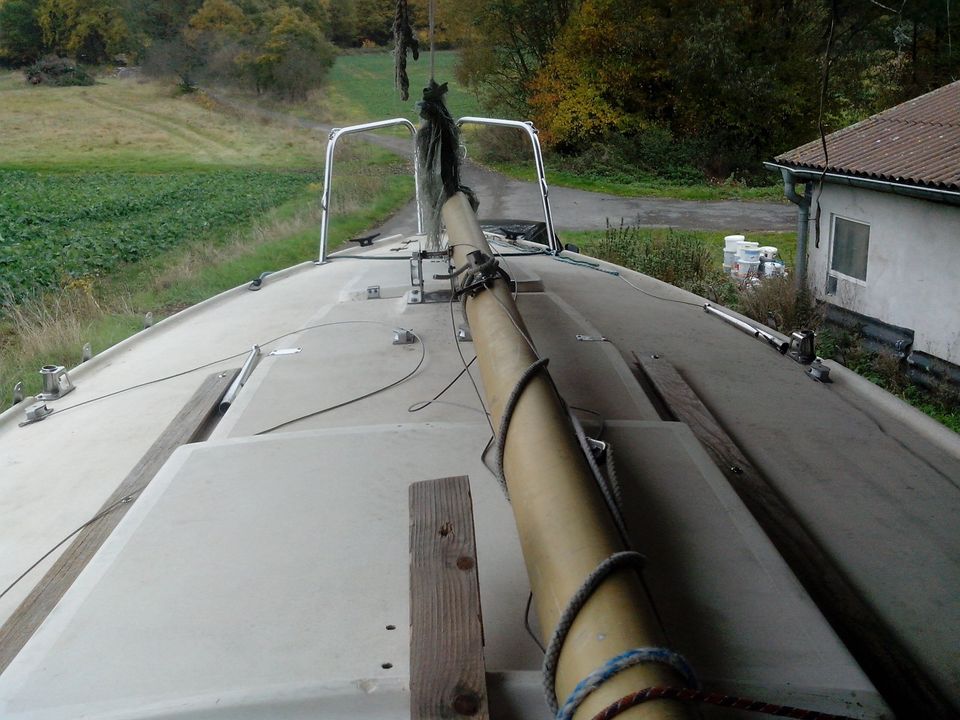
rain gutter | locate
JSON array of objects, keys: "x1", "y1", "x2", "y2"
[{"x1": 763, "y1": 161, "x2": 960, "y2": 208}]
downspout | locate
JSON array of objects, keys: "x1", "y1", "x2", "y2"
[{"x1": 779, "y1": 167, "x2": 811, "y2": 286}]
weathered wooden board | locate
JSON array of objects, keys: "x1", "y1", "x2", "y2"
[
  {"x1": 409, "y1": 476, "x2": 488, "y2": 719},
  {"x1": 0, "y1": 368, "x2": 239, "y2": 674},
  {"x1": 633, "y1": 352, "x2": 954, "y2": 719}
]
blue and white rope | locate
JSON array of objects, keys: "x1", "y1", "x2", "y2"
[
  {"x1": 542, "y1": 551, "x2": 649, "y2": 715},
  {"x1": 556, "y1": 647, "x2": 699, "y2": 720}
]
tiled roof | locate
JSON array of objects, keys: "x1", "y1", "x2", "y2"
[{"x1": 774, "y1": 80, "x2": 960, "y2": 191}]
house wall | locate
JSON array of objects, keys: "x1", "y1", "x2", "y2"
[{"x1": 807, "y1": 184, "x2": 960, "y2": 365}]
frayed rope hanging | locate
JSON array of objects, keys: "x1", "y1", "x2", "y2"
[
  {"x1": 416, "y1": 80, "x2": 478, "y2": 250},
  {"x1": 393, "y1": 0, "x2": 419, "y2": 101}
]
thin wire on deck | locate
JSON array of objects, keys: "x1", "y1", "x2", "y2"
[
  {"x1": 407, "y1": 355, "x2": 481, "y2": 413},
  {"x1": 46, "y1": 320, "x2": 399, "y2": 420},
  {"x1": 254, "y1": 329, "x2": 426, "y2": 435},
  {"x1": 551, "y1": 251, "x2": 705, "y2": 308},
  {"x1": 0, "y1": 494, "x2": 138, "y2": 602},
  {"x1": 448, "y1": 291, "x2": 495, "y2": 436}
]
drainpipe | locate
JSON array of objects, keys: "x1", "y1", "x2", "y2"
[{"x1": 779, "y1": 167, "x2": 811, "y2": 286}]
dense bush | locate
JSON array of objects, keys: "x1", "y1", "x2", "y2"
[
  {"x1": 556, "y1": 129, "x2": 707, "y2": 184},
  {"x1": 25, "y1": 56, "x2": 95, "y2": 86}
]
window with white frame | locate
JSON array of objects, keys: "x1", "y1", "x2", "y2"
[{"x1": 830, "y1": 216, "x2": 870, "y2": 282}]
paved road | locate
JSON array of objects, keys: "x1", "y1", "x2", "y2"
[
  {"x1": 210, "y1": 92, "x2": 795, "y2": 234},
  {"x1": 371, "y1": 157, "x2": 794, "y2": 242}
]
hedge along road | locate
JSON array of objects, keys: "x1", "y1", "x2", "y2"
[{"x1": 210, "y1": 93, "x2": 795, "y2": 236}]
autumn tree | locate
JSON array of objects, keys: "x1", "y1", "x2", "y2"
[
  {"x1": 353, "y1": 0, "x2": 393, "y2": 44},
  {"x1": 252, "y1": 4, "x2": 334, "y2": 98},
  {"x1": 325, "y1": 0, "x2": 357, "y2": 45},
  {"x1": 0, "y1": 0, "x2": 45, "y2": 64},
  {"x1": 36, "y1": 0, "x2": 133, "y2": 62},
  {"x1": 126, "y1": 0, "x2": 204, "y2": 42},
  {"x1": 528, "y1": 0, "x2": 673, "y2": 147},
  {"x1": 455, "y1": 0, "x2": 577, "y2": 114}
]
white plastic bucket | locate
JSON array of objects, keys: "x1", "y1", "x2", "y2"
[
  {"x1": 724, "y1": 234, "x2": 745, "y2": 251},
  {"x1": 759, "y1": 245, "x2": 778, "y2": 260},
  {"x1": 735, "y1": 260, "x2": 760, "y2": 278},
  {"x1": 738, "y1": 245, "x2": 761, "y2": 262},
  {"x1": 723, "y1": 249, "x2": 736, "y2": 266}
]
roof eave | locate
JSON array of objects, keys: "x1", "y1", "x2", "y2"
[{"x1": 764, "y1": 161, "x2": 960, "y2": 207}]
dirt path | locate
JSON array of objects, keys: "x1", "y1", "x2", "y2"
[{"x1": 208, "y1": 92, "x2": 795, "y2": 234}]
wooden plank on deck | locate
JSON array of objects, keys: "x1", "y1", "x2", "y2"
[
  {"x1": 0, "y1": 368, "x2": 239, "y2": 674},
  {"x1": 409, "y1": 475, "x2": 488, "y2": 719},
  {"x1": 633, "y1": 352, "x2": 954, "y2": 719}
]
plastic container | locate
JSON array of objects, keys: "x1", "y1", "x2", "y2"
[
  {"x1": 723, "y1": 249, "x2": 736, "y2": 266},
  {"x1": 737, "y1": 245, "x2": 762, "y2": 262},
  {"x1": 724, "y1": 234, "x2": 745, "y2": 252},
  {"x1": 759, "y1": 245, "x2": 779, "y2": 260},
  {"x1": 763, "y1": 260, "x2": 786, "y2": 277},
  {"x1": 735, "y1": 260, "x2": 760, "y2": 278}
]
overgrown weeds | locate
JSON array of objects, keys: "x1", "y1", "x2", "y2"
[
  {"x1": 817, "y1": 326, "x2": 960, "y2": 432},
  {"x1": 735, "y1": 276, "x2": 822, "y2": 334},
  {"x1": 592, "y1": 222, "x2": 735, "y2": 304}
]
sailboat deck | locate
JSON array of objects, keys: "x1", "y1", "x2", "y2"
[{"x1": 1, "y1": 232, "x2": 957, "y2": 718}]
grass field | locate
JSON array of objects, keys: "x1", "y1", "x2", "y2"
[
  {"x1": 0, "y1": 76, "x2": 329, "y2": 171},
  {"x1": 493, "y1": 163, "x2": 785, "y2": 202},
  {"x1": 321, "y1": 49, "x2": 483, "y2": 123},
  {"x1": 0, "y1": 69, "x2": 416, "y2": 406},
  {"x1": 1, "y1": 169, "x2": 327, "y2": 302}
]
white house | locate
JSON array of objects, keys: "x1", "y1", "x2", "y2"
[{"x1": 766, "y1": 80, "x2": 960, "y2": 383}]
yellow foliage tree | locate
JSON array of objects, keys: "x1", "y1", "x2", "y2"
[
  {"x1": 252, "y1": 4, "x2": 334, "y2": 98},
  {"x1": 187, "y1": 0, "x2": 253, "y2": 37},
  {"x1": 528, "y1": 0, "x2": 669, "y2": 147},
  {"x1": 37, "y1": 0, "x2": 132, "y2": 62}
]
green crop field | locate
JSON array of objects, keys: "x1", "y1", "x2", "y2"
[
  {"x1": 0, "y1": 169, "x2": 326, "y2": 303},
  {"x1": 0, "y1": 65, "x2": 417, "y2": 405}
]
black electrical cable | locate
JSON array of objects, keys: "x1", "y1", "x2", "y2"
[
  {"x1": 408, "y1": 355, "x2": 478, "y2": 413},
  {"x1": 448, "y1": 290, "x2": 495, "y2": 436},
  {"x1": 254, "y1": 329, "x2": 426, "y2": 435},
  {"x1": 45, "y1": 321, "x2": 407, "y2": 420}
]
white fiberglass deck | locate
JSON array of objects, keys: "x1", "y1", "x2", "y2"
[{"x1": 4, "y1": 231, "x2": 957, "y2": 718}]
